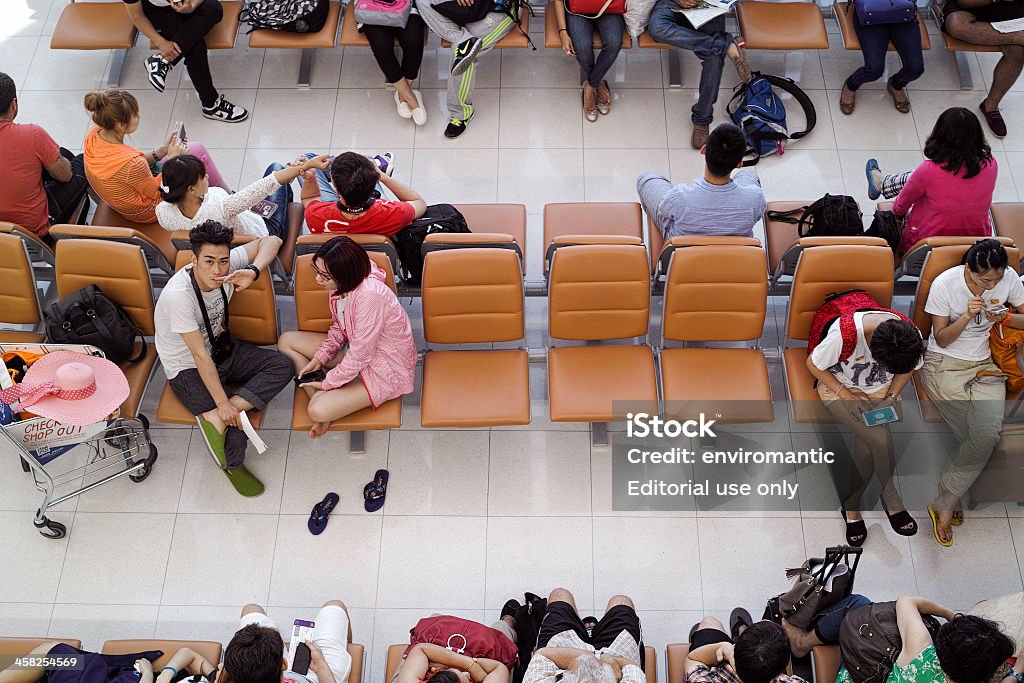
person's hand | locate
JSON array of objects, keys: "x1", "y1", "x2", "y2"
[
  {"x1": 300, "y1": 380, "x2": 324, "y2": 391},
  {"x1": 217, "y1": 267, "x2": 257, "y2": 291},
  {"x1": 874, "y1": 392, "x2": 897, "y2": 409},
  {"x1": 674, "y1": 0, "x2": 699, "y2": 8},
  {"x1": 217, "y1": 400, "x2": 241, "y2": 427},
  {"x1": 154, "y1": 37, "x2": 182, "y2": 60},
  {"x1": 456, "y1": 0, "x2": 474, "y2": 7},
  {"x1": 136, "y1": 660, "x2": 154, "y2": 677},
  {"x1": 305, "y1": 642, "x2": 332, "y2": 680},
  {"x1": 967, "y1": 295, "x2": 986, "y2": 318},
  {"x1": 302, "y1": 154, "x2": 332, "y2": 173},
  {"x1": 559, "y1": 30, "x2": 575, "y2": 55},
  {"x1": 985, "y1": 307, "x2": 1009, "y2": 323},
  {"x1": 300, "y1": 358, "x2": 323, "y2": 377},
  {"x1": 170, "y1": 0, "x2": 196, "y2": 13},
  {"x1": 716, "y1": 643, "x2": 736, "y2": 673},
  {"x1": 598, "y1": 655, "x2": 621, "y2": 680},
  {"x1": 164, "y1": 131, "x2": 188, "y2": 160}
]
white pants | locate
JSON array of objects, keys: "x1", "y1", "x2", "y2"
[{"x1": 241, "y1": 606, "x2": 352, "y2": 683}]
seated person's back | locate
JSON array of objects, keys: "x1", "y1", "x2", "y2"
[{"x1": 638, "y1": 124, "x2": 766, "y2": 240}]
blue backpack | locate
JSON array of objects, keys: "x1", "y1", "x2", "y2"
[{"x1": 727, "y1": 72, "x2": 816, "y2": 165}]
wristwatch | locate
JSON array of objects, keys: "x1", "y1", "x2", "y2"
[
  {"x1": 244, "y1": 264, "x2": 260, "y2": 280},
  {"x1": 1006, "y1": 671, "x2": 1023, "y2": 683}
]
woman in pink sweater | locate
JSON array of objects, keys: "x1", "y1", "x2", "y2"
[
  {"x1": 865, "y1": 107, "x2": 997, "y2": 254},
  {"x1": 279, "y1": 236, "x2": 417, "y2": 438}
]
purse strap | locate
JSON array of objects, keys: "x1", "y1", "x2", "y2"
[{"x1": 189, "y1": 268, "x2": 230, "y2": 345}]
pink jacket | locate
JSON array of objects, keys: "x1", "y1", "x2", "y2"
[
  {"x1": 893, "y1": 158, "x2": 997, "y2": 253},
  {"x1": 314, "y1": 262, "x2": 417, "y2": 407}
]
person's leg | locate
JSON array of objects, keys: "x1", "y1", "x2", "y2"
[
  {"x1": 987, "y1": 44, "x2": 1024, "y2": 111},
  {"x1": 151, "y1": 0, "x2": 222, "y2": 108},
  {"x1": 445, "y1": 12, "x2": 514, "y2": 121},
  {"x1": 399, "y1": 14, "x2": 427, "y2": 82},
  {"x1": 306, "y1": 601, "x2": 353, "y2": 683},
  {"x1": 183, "y1": 141, "x2": 228, "y2": 189},
  {"x1": 875, "y1": 170, "x2": 912, "y2": 200},
  {"x1": 781, "y1": 594, "x2": 870, "y2": 657},
  {"x1": 941, "y1": 369, "x2": 1005, "y2": 499},
  {"x1": 888, "y1": 19, "x2": 925, "y2": 89},
  {"x1": 566, "y1": 13, "x2": 598, "y2": 85},
  {"x1": 490, "y1": 618, "x2": 518, "y2": 644},
  {"x1": 306, "y1": 380, "x2": 374, "y2": 437},
  {"x1": 846, "y1": 17, "x2": 888, "y2": 91},
  {"x1": 591, "y1": 595, "x2": 643, "y2": 669},
  {"x1": 636, "y1": 172, "x2": 675, "y2": 237},
  {"x1": 220, "y1": 343, "x2": 296, "y2": 415},
  {"x1": 237, "y1": 604, "x2": 279, "y2": 633},
  {"x1": 363, "y1": 25, "x2": 406, "y2": 84},
  {"x1": 537, "y1": 589, "x2": 589, "y2": 648},
  {"x1": 180, "y1": 39, "x2": 219, "y2": 111},
  {"x1": 168, "y1": 366, "x2": 250, "y2": 469},
  {"x1": 261, "y1": 162, "x2": 293, "y2": 239},
  {"x1": 45, "y1": 150, "x2": 89, "y2": 225},
  {"x1": 944, "y1": 11, "x2": 1024, "y2": 47},
  {"x1": 590, "y1": 14, "x2": 625, "y2": 86}
]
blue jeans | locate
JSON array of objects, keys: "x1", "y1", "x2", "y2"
[
  {"x1": 566, "y1": 12, "x2": 626, "y2": 88},
  {"x1": 814, "y1": 594, "x2": 871, "y2": 644},
  {"x1": 262, "y1": 163, "x2": 294, "y2": 239},
  {"x1": 846, "y1": 11, "x2": 925, "y2": 90},
  {"x1": 646, "y1": 0, "x2": 730, "y2": 125}
]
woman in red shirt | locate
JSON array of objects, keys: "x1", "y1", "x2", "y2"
[{"x1": 865, "y1": 107, "x2": 997, "y2": 254}]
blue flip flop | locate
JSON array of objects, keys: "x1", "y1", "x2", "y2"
[
  {"x1": 308, "y1": 492, "x2": 340, "y2": 535},
  {"x1": 363, "y1": 469, "x2": 389, "y2": 513},
  {"x1": 866, "y1": 158, "x2": 881, "y2": 201}
]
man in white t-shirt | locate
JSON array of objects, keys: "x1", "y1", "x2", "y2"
[
  {"x1": 807, "y1": 308, "x2": 925, "y2": 546},
  {"x1": 154, "y1": 220, "x2": 292, "y2": 497},
  {"x1": 222, "y1": 601, "x2": 353, "y2": 683}
]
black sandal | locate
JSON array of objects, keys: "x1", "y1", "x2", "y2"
[
  {"x1": 363, "y1": 469, "x2": 389, "y2": 512},
  {"x1": 881, "y1": 499, "x2": 918, "y2": 536},
  {"x1": 841, "y1": 507, "x2": 867, "y2": 547}
]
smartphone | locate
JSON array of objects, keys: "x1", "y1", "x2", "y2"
[
  {"x1": 249, "y1": 199, "x2": 278, "y2": 219},
  {"x1": 294, "y1": 368, "x2": 327, "y2": 386},
  {"x1": 988, "y1": 305, "x2": 1009, "y2": 316},
  {"x1": 178, "y1": 121, "x2": 187, "y2": 144},
  {"x1": 862, "y1": 405, "x2": 899, "y2": 427},
  {"x1": 292, "y1": 643, "x2": 311, "y2": 676}
]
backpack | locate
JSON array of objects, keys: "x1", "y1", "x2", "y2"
[
  {"x1": 726, "y1": 72, "x2": 816, "y2": 165},
  {"x1": 432, "y1": 0, "x2": 536, "y2": 47},
  {"x1": 766, "y1": 194, "x2": 864, "y2": 239},
  {"x1": 864, "y1": 209, "x2": 904, "y2": 255},
  {"x1": 393, "y1": 203, "x2": 471, "y2": 286},
  {"x1": 406, "y1": 615, "x2": 520, "y2": 669},
  {"x1": 512, "y1": 593, "x2": 547, "y2": 683},
  {"x1": 839, "y1": 601, "x2": 942, "y2": 683},
  {"x1": 806, "y1": 289, "x2": 916, "y2": 363},
  {"x1": 240, "y1": 0, "x2": 329, "y2": 33},
  {"x1": 990, "y1": 307, "x2": 1024, "y2": 394},
  {"x1": 44, "y1": 284, "x2": 147, "y2": 365}
]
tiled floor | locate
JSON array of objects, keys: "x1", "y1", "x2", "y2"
[{"x1": 3, "y1": 2, "x2": 1024, "y2": 682}]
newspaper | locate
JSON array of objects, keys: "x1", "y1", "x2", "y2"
[
  {"x1": 672, "y1": 0, "x2": 737, "y2": 29},
  {"x1": 991, "y1": 16, "x2": 1024, "y2": 33}
]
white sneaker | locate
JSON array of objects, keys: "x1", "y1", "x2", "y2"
[
  {"x1": 394, "y1": 90, "x2": 412, "y2": 119},
  {"x1": 202, "y1": 94, "x2": 249, "y2": 123},
  {"x1": 411, "y1": 90, "x2": 427, "y2": 126}
]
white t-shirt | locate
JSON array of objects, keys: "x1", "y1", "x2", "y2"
[
  {"x1": 810, "y1": 311, "x2": 923, "y2": 391},
  {"x1": 154, "y1": 246, "x2": 250, "y2": 379},
  {"x1": 925, "y1": 265, "x2": 1024, "y2": 361}
]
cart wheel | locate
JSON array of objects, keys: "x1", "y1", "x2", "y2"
[
  {"x1": 138, "y1": 414, "x2": 150, "y2": 430},
  {"x1": 129, "y1": 446, "x2": 157, "y2": 482},
  {"x1": 34, "y1": 518, "x2": 66, "y2": 540},
  {"x1": 20, "y1": 457, "x2": 30, "y2": 473}
]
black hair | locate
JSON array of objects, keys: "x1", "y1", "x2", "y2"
[
  {"x1": 923, "y1": 107, "x2": 992, "y2": 179},
  {"x1": 222, "y1": 624, "x2": 284, "y2": 683},
  {"x1": 962, "y1": 238, "x2": 1009, "y2": 274},
  {"x1": 329, "y1": 152, "x2": 378, "y2": 211},
  {"x1": 934, "y1": 615, "x2": 1015, "y2": 683},
  {"x1": 734, "y1": 622, "x2": 791, "y2": 683},
  {"x1": 0, "y1": 72, "x2": 15, "y2": 115},
  {"x1": 160, "y1": 154, "x2": 207, "y2": 204},
  {"x1": 705, "y1": 123, "x2": 748, "y2": 177},
  {"x1": 313, "y1": 235, "x2": 371, "y2": 295},
  {"x1": 189, "y1": 219, "x2": 234, "y2": 254},
  {"x1": 426, "y1": 672, "x2": 462, "y2": 683},
  {"x1": 870, "y1": 319, "x2": 925, "y2": 375}
]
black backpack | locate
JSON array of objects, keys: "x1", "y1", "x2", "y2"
[
  {"x1": 240, "y1": 0, "x2": 329, "y2": 33},
  {"x1": 511, "y1": 593, "x2": 547, "y2": 683},
  {"x1": 44, "y1": 284, "x2": 147, "y2": 364},
  {"x1": 766, "y1": 194, "x2": 864, "y2": 238},
  {"x1": 864, "y1": 209, "x2": 904, "y2": 255},
  {"x1": 393, "y1": 203, "x2": 471, "y2": 286},
  {"x1": 433, "y1": 0, "x2": 536, "y2": 47},
  {"x1": 839, "y1": 601, "x2": 942, "y2": 683}
]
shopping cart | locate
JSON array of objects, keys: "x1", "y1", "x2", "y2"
[{"x1": 1, "y1": 343, "x2": 158, "y2": 539}]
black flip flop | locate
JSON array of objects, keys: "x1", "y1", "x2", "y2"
[
  {"x1": 308, "y1": 492, "x2": 339, "y2": 535},
  {"x1": 363, "y1": 469, "x2": 389, "y2": 512}
]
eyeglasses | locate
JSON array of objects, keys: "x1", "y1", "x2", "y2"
[{"x1": 310, "y1": 262, "x2": 331, "y2": 280}]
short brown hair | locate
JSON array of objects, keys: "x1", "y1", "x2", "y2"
[
  {"x1": 83, "y1": 89, "x2": 140, "y2": 131},
  {"x1": 314, "y1": 236, "x2": 371, "y2": 295}
]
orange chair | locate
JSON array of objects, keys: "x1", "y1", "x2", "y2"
[
  {"x1": 811, "y1": 645, "x2": 841, "y2": 683},
  {"x1": 543, "y1": 202, "x2": 644, "y2": 275},
  {"x1": 0, "y1": 637, "x2": 83, "y2": 655},
  {"x1": 297, "y1": 234, "x2": 402, "y2": 286},
  {"x1": 992, "y1": 202, "x2": 1024, "y2": 245},
  {"x1": 101, "y1": 641, "x2": 223, "y2": 670},
  {"x1": 249, "y1": 1, "x2": 343, "y2": 86},
  {"x1": 547, "y1": 244, "x2": 657, "y2": 444},
  {"x1": 0, "y1": 221, "x2": 56, "y2": 281},
  {"x1": 50, "y1": 0, "x2": 138, "y2": 87},
  {"x1": 736, "y1": 1, "x2": 829, "y2": 50},
  {"x1": 0, "y1": 233, "x2": 46, "y2": 343}
]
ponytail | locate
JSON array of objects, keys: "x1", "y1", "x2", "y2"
[{"x1": 962, "y1": 238, "x2": 1008, "y2": 273}]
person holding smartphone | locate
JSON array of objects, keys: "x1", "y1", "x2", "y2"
[
  {"x1": 157, "y1": 153, "x2": 332, "y2": 238},
  {"x1": 921, "y1": 238, "x2": 1024, "y2": 547},
  {"x1": 806, "y1": 307, "x2": 925, "y2": 547},
  {"x1": 277, "y1": 236, "x2": 417, "y2": 439}
]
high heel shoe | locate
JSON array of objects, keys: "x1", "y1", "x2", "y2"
[
  {"x1": 841, "y1": 507, "x2": 867, "y2": 547},
  {"x1": 880, "y1": 497, "x2": 918, "y2": 536}
]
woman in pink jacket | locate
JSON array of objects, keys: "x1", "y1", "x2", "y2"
[{"x1": 279, "y1": 236, "x2": 417, "y2": 438}]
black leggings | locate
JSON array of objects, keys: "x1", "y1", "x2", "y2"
[
  {"x1": 143, "y1": 0, "x2": 223, "y2": 107},
  {"x1": 362, "y1": 15, "x2": 426, "y2": 84}
]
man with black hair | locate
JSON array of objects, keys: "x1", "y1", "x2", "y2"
[
  {"x1": 153, "y1": 220, "x2": 292, "y2": 496},
  {"x1": 637, "y1": 123, "x2": 766, "y2": 240},
  {"x1": 0, "y1": 72, "x2": 89, "y2": 242},
  {"x1": 686, "y1": 616, "x2": 806, "y2": 683},
  {"x1": 221, "y1": 601, "x2": 353, "y2": 683}
]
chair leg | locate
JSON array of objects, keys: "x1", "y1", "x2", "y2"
[
  {"x1": 591, "y1": 422, "x2": 609, "y2": 447},
  {"x1": 783, "y1": 50, "x2": 805, "y2": 83},
  {"x1": 106, "y1": 48, "x2": 129, "y2": 88},
  {"x1": 349, "y1": 430, "x2": 366, "y2": 454},
  {"x1": 298, "y1": 48, "x2": 315, "y2": 87},
  {"x1": 667, "y1": 49, "x2": 682, "y2": 87},
  {"x1": 954, "y1": 51, "x2": 974, "y2": 90}
]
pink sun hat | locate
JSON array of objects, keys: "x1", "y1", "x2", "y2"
[{"x1": 0, "y1": 351, "x2": 129, "y2": 426}]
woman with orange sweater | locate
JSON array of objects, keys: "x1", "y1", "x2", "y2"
[{"x1": 82, "y1": 89, "x2": 228, "y2": 224}]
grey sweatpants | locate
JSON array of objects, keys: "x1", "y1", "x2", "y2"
[
  {"x1": 168, "y1": 341, "x2": 293, "y2": 468},
  {"x1": 417, "y1": 0, "x2": 515, "y2": 120}
]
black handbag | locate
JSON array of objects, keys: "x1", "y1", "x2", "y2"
[
  {"x1": 432, "y1": 0, "x2": 494, "y2": 24},
  {"x1": 766, "y1": 194, "x2": 864, "y2": 238},
  {"x1": 763, "y1": 546, "x2": 862, "y2": 629},
  {"x1": 44, "y1": 284, "x2": 146, "y2": 364},
  {"x1": 864, "y1": 210, "x2": 904, "y2": 255},
  {"x1": 839, "y1": 601, "x2": 942, "y2": 683}
]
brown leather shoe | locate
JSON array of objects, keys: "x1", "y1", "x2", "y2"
[
  {"x1": 596, "y1": 80, "x2": 612, "y2": 115},
  {"x1": 691, "y1": 123, "x2": 710, "y2": 149},
  {"x1": 887, "y1": 79, "x2": 910, "y2": 113},
  {"x1": 582, "y1": 82, "x2": 598, "y2": 122},
  {"x1": 980, "y1": 100, "x2": 1007, "y2": 138},
  {"x1": 839, "y1": 83, "x2": 855, "y2": 115}
]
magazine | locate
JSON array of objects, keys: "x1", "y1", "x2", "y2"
[{"x1": 672, "y1": 0, "x2": 737, "y2": 29}]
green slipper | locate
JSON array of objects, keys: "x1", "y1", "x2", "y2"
[
  {"x1": 196, "y1": 417, "x2": 227, "y2": 470},
  {"x1": 225, "y1": 464, "x2": 265, "y2": 497}
]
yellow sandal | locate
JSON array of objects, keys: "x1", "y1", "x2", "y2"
[{"x1": 928, "y1": 505, "x2": 953, "y2": 547}]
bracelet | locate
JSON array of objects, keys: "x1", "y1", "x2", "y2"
[
  {"x1": 1006, "y1": 672, "x2": 1023, "y2": 683},
  {"x1": 559, "y1": 28, "x2": 567, "y2": 32},
  {"x1": 245, "y1": 264, "x2": 261, "y2": 281},
  {"x1": 161, "y1": 667, "x2": 178, "y2": 678}
]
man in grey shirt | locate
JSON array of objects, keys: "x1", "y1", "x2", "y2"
[{"x1": 637, "y1": 123, "x2": 766, "y2": 239}]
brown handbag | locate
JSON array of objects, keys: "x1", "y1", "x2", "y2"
[{"x1": 763, "y1": 546, "x2": 862, "y2": 629}]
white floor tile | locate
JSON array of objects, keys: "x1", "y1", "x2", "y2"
[
  {"x1": 76, "y1": 429, "x2": 188, "y2": 514},
  {"x1": 281, "y1": 430, "x2": 389, "y2": 516},
  {"x1": 155, "y1": 604, "x2": 247, "y2": 642},
  {"x1": 496, "y1": 148, "x2": 586, "y2": 210},
  {"x1": 48, "y1": 603, "x2": 159, "y2": 650},
  {"x1": 498, "y1": 88, "x2": 583, "y2": 149},
  {"x1": 489, "y1": 431, "x2": 592, "y2": 515},
  {"x1": 332, "y1": 89, "x2": 421, "y2": 150},
  {"x1": 0, "y1": 36, "x2": 41, "y2": 86},
  {"x1": 410, "y1": 147, "x2": 500, "y2": 203},
  {"x1": 1, "y1": 0, "x2": 56, "y2": 38},
  {"x1": 14, "y1": 90, "x2": 92, "y2": 149},
  {"x1": 170, "y1": 88, "x2": 258, "y2": 150},
  {"x1": 582, "y1": 88, "x2": 667, "y2": 149},
  {"x1": 384, "y1": 431, "x2": 489, "y2": 516},
  {"x1": 248, "y1": 89, "x2": 339, "y2": 150},
  {"x1": 0, "y1": 603, "x2": 53, "y2": 637},
  {"x1": 584, "y1": 147, "x2": 669, "y2": 202},
  {"x1": 261, "y1": 47, "x2": 344, "y2": 89},
  {"x1": 411, "y1": 89, "x2": 502, "y2": 149},
  {"x1": 22, "y1": 44, "x2": 111, "y2": 92},
  {"x1": 161, "y1": 513, "x2": 279, "y2": 606},
  {"x1": 57, "y1": 512, "x2": 174, "y2": 604}
]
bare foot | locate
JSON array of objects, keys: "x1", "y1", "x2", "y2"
[
  {"x1": 201, "y1": 409, "x2": 227, "y2": 434},
  {"x1": 870, "y1": 168, "x2": 883, "y2": 194},
  {"x1": 309, "y1": 421, "x2": 330, "y2": 439},
  {"x1": 780, "y1": 618, "x2": 814, "y2": 658}
]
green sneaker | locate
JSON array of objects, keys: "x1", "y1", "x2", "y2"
[
  {"x1": 196, "y1": 417, "x2": 227, "y2": 470},
  {"x1": 225, "y1": 464, "x2": 265, "y2": 497},
  {"x1": 451, "y1": 37, "x2": 482, "y2": 76}
]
